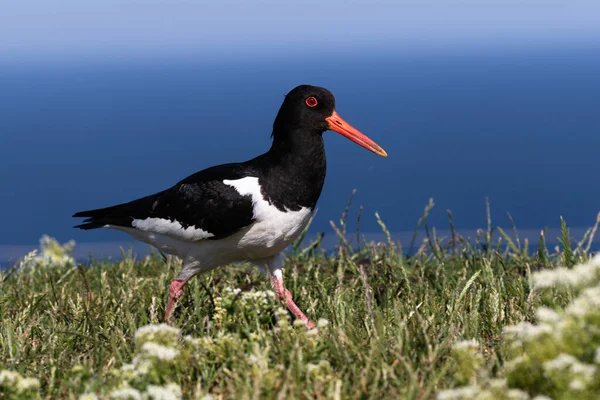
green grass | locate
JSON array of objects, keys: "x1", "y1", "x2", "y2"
[{"x1": 0, "y1": 206, "x2": 597, "y2": 399}]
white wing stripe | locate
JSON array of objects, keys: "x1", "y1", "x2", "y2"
[{"x1": 132, "y1": 217, "x2": 214, "y2": 241}]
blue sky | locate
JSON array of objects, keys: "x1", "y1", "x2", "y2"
[{"x1": 2, "y1": 0, "x2": 600, "y2": 61}]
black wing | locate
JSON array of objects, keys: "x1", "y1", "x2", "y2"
[{"x1": 73, "y1": 164, "x2": 256, "y2": 241}]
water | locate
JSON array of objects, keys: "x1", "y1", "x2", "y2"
[{"x1": 2, "y1": 46, "x2": 600, "y2": 262}]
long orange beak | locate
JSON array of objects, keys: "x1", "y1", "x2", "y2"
[{"x1": 325, "y1": 111, "x2": 387, "y2": 157}]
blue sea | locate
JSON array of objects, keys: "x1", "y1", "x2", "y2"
[{"x1": 2, "y1": 45, "x2": 600, "y2": 263}]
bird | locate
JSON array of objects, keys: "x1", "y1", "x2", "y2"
[{"x1": 73, "y1": 84, "x2": 387, "y2": 328}]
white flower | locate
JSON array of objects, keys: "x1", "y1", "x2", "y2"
[
  {"x1": 506, "y1": 389, "x2": 530, "y2": 400},
  {"x1": 140, "y1": 342, "x2": 179, "y2": 361},
  {"x1": 532, "y1": 256, "x2": 600, "y2": 290},
  {"x1": 536, "y1": 307, "x2": 560, "y2": 324},
  {"x1": 0, "y1": 370, "x2": 20, "y2": 386},
  {"x1": 79, "y1": 394, "x2": 99, "y2": 400},
  {"x1": 588, "y1": 253, "x2": 600, "y2": 268},
  {"x1": 436, "y1": 386, "x2": 480, "y2": 400},
  {"x1": 110, "y1": 387, "x2": 143, "y2": 400},
  {"x1": 317, "y1": 318, "x2": 329, "y2": 328},
  {"x1": 144, "y1": 383, "x2": 182, "y2": 400},
  {"x1": 121, "y1": 357, "x2": 152, "y2": 378},
  {"x1": 532, "y1": 396, "x2": 552, "y2": 400},
  {"x1": 569, "y1": 380, "x2": 585, "y2": 390},
  {"x1": 570, "y1": 361, "x2": 596, "y2": 380},
  {"x1": 489, "y1": 379, "x2": 507, "y2": 389},
  {"x1": 0, "y1": 370, "x2": 40, "y2": 393},
  {"x1": 566, "y1": 287, "x2": 600, "y2": 318},
  {"x1": 452, "y1": 339, "x2": 479, "y2": 351},
  {"x1": 544, "y1": 354, "x2": 578, "y2": 371},
  {"x1": 16, "y1": 377, "x2": 40, "y2": 392},
  {"x1": 306, "y1": 328, "x2": 320, "y2": 337},
  {"x1": 505, "y1": 355, "x2": 528, "y2": 372},
  {"x1": 293, "y1": 319, "x2": 308, "y2": 328},
  {"x1": 35, "y1": 235, "x2": 76, "y2": 267},
  {"x1": 504, "y1": 322, "x2": 552, "y2": 341},
  {"x1": 134, "y1": 324, "x2": 180, "y2": 343}
]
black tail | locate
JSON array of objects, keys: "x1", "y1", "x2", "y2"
[
  {"x1": 74, "y1": 191, "x2": 163, "y2": 230},
  {"x1": 73, "y1": 203, "x2": 136, "y2": 230}
]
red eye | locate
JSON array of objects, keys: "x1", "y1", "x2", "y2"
[{"x1": 305, "y1": 96, "x2": 318, "y2": 107}]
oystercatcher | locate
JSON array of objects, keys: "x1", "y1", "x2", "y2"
[{"x1": 73, "y1": 85, "x2": 387, "y2": 327}]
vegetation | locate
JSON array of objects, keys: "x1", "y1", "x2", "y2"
[{"x1": 1, "y1": 200, "x2": 600, "y2": 399}]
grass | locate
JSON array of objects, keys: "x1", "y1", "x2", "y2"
[{"x1": 0, "y1": 202, "x2": 598, "y2": 399}]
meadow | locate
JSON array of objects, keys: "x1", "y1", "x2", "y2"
[{"x1": 2, "y1": 202, "x2": 600, "y2": 399}]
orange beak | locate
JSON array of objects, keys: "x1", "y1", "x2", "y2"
[{"x1": 325, "y1": 111, "x2": 387, "y2": 157}]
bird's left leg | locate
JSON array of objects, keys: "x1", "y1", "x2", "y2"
[
  {"x1": 164, "y1": 261, "x2": 199, "y2": 323},
  {"x1": 258, "y1": 254, "x2": 316, "y2": 329}
]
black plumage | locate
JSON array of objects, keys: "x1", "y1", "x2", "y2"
[
  {"x1": 72, "y1": 84, "x2": 386, "y2": 325},
  {"x1": 74, "y1": 85, "x2": 333, "y2": 238}
]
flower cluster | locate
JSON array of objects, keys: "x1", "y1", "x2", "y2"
[
  {"x1": 213, "y1": 287, "x2": 278, "y2": 328},
  {"x1": 0, "y1": 369, "x2": 40, "y2": 399},
  {"x1": 34, "y1": 235, "x2": 76, "y2": 267},
  {"x1": 437, "y1": 254, "x2": 600, "y2": 399},
  {"x1": 74, "y1": 288, "x2": 330, "y2": 398},
  {"x1": 450, "y1": 340, "x2": 484, "y2": 386}
]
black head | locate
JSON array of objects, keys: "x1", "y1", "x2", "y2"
[
  {"x1": 272, "y1": 84, "x2": 387, "y2": 157},
  {"x1": 273, "y1": 85, "x2": 336, "y2": 134}
]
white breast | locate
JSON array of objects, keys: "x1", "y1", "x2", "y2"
[{"x1": 223, "y1": 177, "x2": 312, "y2": 256}]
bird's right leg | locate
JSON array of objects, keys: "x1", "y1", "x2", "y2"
[
  {"x1": 164, "y1": 261, "x2": 199, "y2": 323},
  {"x1": 257, "y1": 254, "x2": 316, "y2": 329}
]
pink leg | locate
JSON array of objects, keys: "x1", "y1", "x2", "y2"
[
  {"x1": 165, "y1": 280, "x2": 186, "y2": 323},
  {"x1": 272, "y1": 274, "x2": 315, "y2": 329}
]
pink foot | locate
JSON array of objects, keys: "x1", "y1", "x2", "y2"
[
  {"x1": 165, "y1": 280, "x2": 186, "y2": 323},
  {"x1": 272, "y1": 275, "x2": 315, "y2": 328}
]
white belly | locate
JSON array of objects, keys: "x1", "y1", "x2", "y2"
[
  {"x1": 116, "y1": 207, "x2": 311, "y2": 266},
  {"x1": 115, "y1": 176, "x2": 313, "y2": 270}
]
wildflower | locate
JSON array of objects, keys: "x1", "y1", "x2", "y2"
[
  {"x1": 569, "y1": 361, "x2": 596, "y2": 380},
  {"x1": 35, "y1": 235, "x2": 76, "y2": 267},
  {"x1": 317, "y1": 318, "x2": 329, "y2": 328},
  {"x1": 535, "y1": 307, "x2": 560, "y2": 324},
  {"x1": 145, "y1": 383, "x2": 182, "y2": 400},
  {"x1": 293, "y1": 319, "x2": 308, "y2": 328},
  {"x1": 503, "y1": 322, "x2": 552, "y2": 341},
  {"x1": 0, "y1": 370, "x2": 40, "y2": 395},
  {"x1": 488, "y1": 379, "x2": 507, "y2": 389},
  {"x1": 504, "y1": 355, "x2": 528, "y2": 372},
  {"x1": 123, "y1": 356, "x2": 152, "y2": 377},
  {"x1": 543, "y1": 353, "x2": 578, "y2": 371},
  {"x1": 436, "y1": 385, "x2": 480, "y2": 400},
  {"x1": 134, "y1": 324, "x2": 180, "y2": 344},
  {"x1": 140, "y1": 342, "x2": 179, "y2": 361},
  {"x1": 452, "y1": 339, "x2": 479, "y2": 351},
  {"x1": 532, "y1": 255, "x2": 600, "y2": 290},
  {"x1": 0, "y1": 370, "x2": 20, "y2": 386},
  {"x1": 16, "y1": 377, "x2": 40, "y2": 392},
  {"x1": 506, "y1": 389, "x2": 530, "y2": 399},
  {"x1": 110, "y1": 387, "x2": 143, "y2": 400},
  {"x1": 566, "y1": 287, "x2": 600, "y2": 318},
  {"x1": 79, "y1": 394, "x2": 99, "y2": 400},
  {"x1": 569, "y1": 380, "x2": 585, "y2": 391}
]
